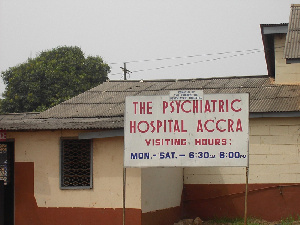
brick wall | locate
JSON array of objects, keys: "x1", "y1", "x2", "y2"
[
  {"x1": 184, "y1": 117, "x2": 300, "y2": 184},
  {"x1": 274, "y1": 34, "x2": 300, "y2": 84},
  {"x1": 183, "y1": 117, "x2": 300, "y2": 221}
]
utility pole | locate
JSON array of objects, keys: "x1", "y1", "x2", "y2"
[
  {"x1": 123, "y1": 63, "x2": 127, "y2": 80},
  {"x1": 121, "y1": 63, "x2": 131, "y2": 80}
]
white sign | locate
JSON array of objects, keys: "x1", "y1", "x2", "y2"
[
  {"x1": 0, "y1": 130, "x2": 6, "y2": 141},
  {"x1": 124, "y1": 93, "x2": 249, "y2": 168},
  {"x1": 169, "y1": 90, "x2": 203, "y2": 101}
]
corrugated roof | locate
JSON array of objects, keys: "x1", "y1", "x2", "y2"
[
  {"x1": 1, "y1": 75, "x2": 300, "y2": 130},
  {"x1": 0, "y1": 115, "x2": 123, "y2": 130},
  {"x1": 284, "y1": 4, "x2": 300, "y2": 59}
]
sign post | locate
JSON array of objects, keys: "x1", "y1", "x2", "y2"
[
  {"x1": 244, "y1": 167, "x2": 249, "y2": 225},
  {"x1": 123, "y1": 167, "x2": 126, "y2": 225},
  {"x1": 124, "y1": 93, "x2": 249, "y2": 168},
  {"x1": 123, "y1": 92, "x2": 249, "y2": 223}
]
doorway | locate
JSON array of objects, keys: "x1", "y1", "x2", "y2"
[{"x1": 0, "y1": 142, "x2": 14, "y2": 225}]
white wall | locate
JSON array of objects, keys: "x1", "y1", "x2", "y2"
[{"x1": 141, "y1": 167, "x2": 183, "y2": 213}]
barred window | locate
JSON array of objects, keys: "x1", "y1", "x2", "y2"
[
  {"x1": 0, "y1": 144, "x2": 9, "y2": 185},
  {"x1": 60, "y1": 139, "x2": 92, "y2": 189}
]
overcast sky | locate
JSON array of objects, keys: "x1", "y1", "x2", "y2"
[{"x1": 0, "y1": 0, "x2": 299, "y2": 96}]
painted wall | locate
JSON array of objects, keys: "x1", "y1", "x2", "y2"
[
  {"x1": 141, "y1": 167, "x2": 183, "y2": 225},
  {"x1": 8, "y1": 130, "x2": 142, "y2": 225},
  {"x1": 183, "y1": 117, "x2": 300, "y2": 221},
  {"x1": 275, "y1": 34, "x2": 300, "y2": 84},
  {"x1": 184, "y1": 117, "x2": 300, "y2": 185},
  {"x1": 7, "y1": 116, "x2": 300, "y2": 222},
  {"x1": 141, "y1": 168, "x2": 183, "y2": 213},
  {"x1": 9, "y1": 130, "x2": 141, "y2": 209}
]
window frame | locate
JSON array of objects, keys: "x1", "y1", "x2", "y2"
[{"x1": 60, "y1": 138, "x2": 93, "y2": 190}]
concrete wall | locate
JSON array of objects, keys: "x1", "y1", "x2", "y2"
[
  {"x1": 8, "y1": 130, "x2": 142, "y2": 225},
  {"x1": 183, "y1": 117, "x2": 300, "y2": 221},
  {"x1": 9, "y1": 130, "x2": 141, "y2": 209},
  {"x1": 141, "y1": 167, "x2": 183, "y2": 225},
  {"x1": 8, "y1": 116, "x2": 300, "y2": 222},
  {"x1": 184, "y1": 117, "x2": 300, "y2": 185},
  {"x1": 275, "y1": 34, "x2": 300, "y2": 84},
  {"x1": 141, "y1": 168, "x2": 183, "y2": 213}
]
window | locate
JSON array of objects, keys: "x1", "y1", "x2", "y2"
[
  {"x1": 60, "y1": 139, "x2": 92, "y2": 189},
  {"x1": 0, "y1": 144, "x2": 8, "y2": 185}
]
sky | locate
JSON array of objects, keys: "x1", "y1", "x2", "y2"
[{"x1": 0, "y1": 0, "x2": 299, "y2": 96}]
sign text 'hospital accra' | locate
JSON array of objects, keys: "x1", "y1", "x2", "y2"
[{"x1": 124, "y1": 92, "x2": 249, "y2": 168}]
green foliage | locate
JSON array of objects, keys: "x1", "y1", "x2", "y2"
[
  {"x1": 204, "y1": 216, "x2": 300, "y2": 224},
  {"x1": 281, "y1": 215, "x2": 297, "y2": 225},
  {"x1": 0, "y1": 46, "x2": 110, "y2": 113}
]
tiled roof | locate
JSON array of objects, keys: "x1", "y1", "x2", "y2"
[
  {"x1": 284, "y1": 4, "x2": 300, "y2": 59},
  {"x1": 1, "y1": 75, "x2": 300, "y2": 130}
]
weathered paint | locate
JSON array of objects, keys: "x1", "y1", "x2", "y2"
[
  {"x1": 9, "y1": 130, "x2": 141, "y2": 209},
  {"x1": 183, "y1": 117, "x2": 300, "y2": 221},
  {"x1": 183, "y1": 183, "x2": 300, "y2": 221},
  {"x1": 14, "y1": 160, "x2": 142, "y2": 225},
  {"x1": 142, "y1": 206, "x2": 182, "y2": 225},
  {"x1": 8, "y1": 116, "x2": 300, "y2": 223},
  {"x1": 37, "y1": 208, "x2": 141, "y2": 225},
  {"x1": 8, "y1": 130, "x2": 142, "y2": 225},
  {"x1": 14, "y1": 159, "x2": 183, "y2": 225},
  {"x1": 15, "y1": 162, "x2": 41, "y2": 225}
]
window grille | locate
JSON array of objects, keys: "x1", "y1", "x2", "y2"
[
  {"x1": 0, "y1": 144, "x2": 8, "y2": 185},
  {"x1": 60, "y1": 139, "x2": 92, "y2": 189}
]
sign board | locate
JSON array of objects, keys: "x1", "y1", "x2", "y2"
[
  {"x1": 169, "y1": 90, "x2": 203, "y2": 101},
  {"x1": 0, "y1": 130, "x2": 6, "y2": 141},
  {"x1": 124, "y1": 93, "x2": 249, "y2": 168}
]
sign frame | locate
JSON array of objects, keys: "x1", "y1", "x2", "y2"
[{"x1": 124, "y1": 92, "x2": 249, "y2": 168}]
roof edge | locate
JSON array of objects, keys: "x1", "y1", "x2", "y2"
[
  {"x1": 107, "y1": 75, "x2": 269, "y2": 83},
  {"x1": 261, "y1": 24, "x2": 288, "y2": 35},
  {"x1": 250, "y1": 111, "x2": 300, "y2": 118}
]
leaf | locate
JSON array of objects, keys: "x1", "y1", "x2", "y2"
[{"x1": 0, "y1": 46, "x2": 110, "y2": 113}]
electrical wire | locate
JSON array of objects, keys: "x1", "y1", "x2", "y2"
[
  {"x1": 108, "y1": 48, "x2": 264, "y2": 65},
  {"x1": 130, "y1": 50, "x2": 262, "y2": 73},
  {"x1": 109, "y1": 49, "x2": 263, "y2": 76}
]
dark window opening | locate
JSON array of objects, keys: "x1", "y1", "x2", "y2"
[
  {"x1": 0, "y1": 144, "x2": 9, "y2": 186},
  {"x1": 60, "y1": 139, "x2": 92, "y2": 189}
]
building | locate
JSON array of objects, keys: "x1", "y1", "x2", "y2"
[{"x1": 1, "y1": 4, "x2": 300, "y2": 225}]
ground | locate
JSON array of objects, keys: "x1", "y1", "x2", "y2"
[{"x1": 175, "y1": 217, "x2": 300, "y2": 225}]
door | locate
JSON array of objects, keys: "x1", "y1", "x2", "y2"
[{"x1": 0, "y1": 142, "x2": 14, "y2": 225}]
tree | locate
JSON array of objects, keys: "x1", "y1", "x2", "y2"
[{"x1": 1, "y1": 46, "x2": 110, "y2": 113}]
